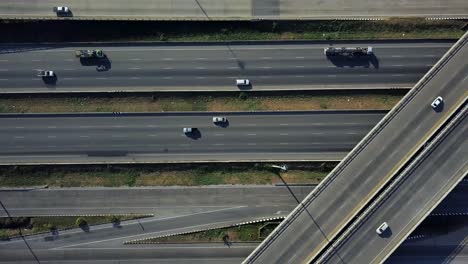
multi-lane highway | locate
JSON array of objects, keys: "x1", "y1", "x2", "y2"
[
  {"x1": 0, "y1": 42, "x2": 451, "y2": 93},
  {"x1": 244, "y1": 30, "x2": 468, "y2": 264},
  {"x1": 0, "y1": 111, "x2": 383, "y2": 164},
  {"x1": 0, "y1": 0, "x2": 467, "y2": 20}
]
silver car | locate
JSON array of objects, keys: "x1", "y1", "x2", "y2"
[{"x1": 212, "y1": 117, "x2": 227, "y2": 123}]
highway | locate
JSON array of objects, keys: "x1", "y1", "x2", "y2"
[
  {"x1": 0, "y1": 111, "x2": 383, "y2": 164},
  {"x1": 0, "y1": 185, "x2": 313, "y2": 216},
  {"x1": 319, "y1": 102, "x2": 467, "y2": 263},
  {"x1": 0, "y1": 41, "x2": 451, "y2": 93},
  {"x1": 0, "y1": 0, "x2": 466, "y2": 20},
  {"x1": 243, "y1": 30, "x2": 468, "y2": 263}
]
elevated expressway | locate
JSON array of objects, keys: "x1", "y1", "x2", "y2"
[
  {"x1": 0, "y1": 0, "x2": 466, "y2": 20},
  {"x1": 243, "y1": 31, "x2": 468, "y2": 264}
]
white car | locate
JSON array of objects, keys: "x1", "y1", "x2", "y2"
[
  {"x1": 431, "y1": 96, "x2": 443, "y2": 109},
  {"x1": 376, "y1": 222, "x2": 389, "y2": 235},
  {"x1": 36, "y1": 70, "x2": 54, "y2": 77},
  {"x1": 183, "y1": 127, "x2": 194, "y2": 133},
  {"x1": 54, "y1": 6, "x2": 70, "y2": 13},
  {"x1": 213, "y1": 117, "x2": 227, "y2": 123},
  {"x1": 236, "y1": 79, "x2": 250, "y2": 86}
]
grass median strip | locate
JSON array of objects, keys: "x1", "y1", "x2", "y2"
[
  {"x1": 0, "y1": 215, "x2": 149, "y2": 240},
  {"x1": 1, "y1": 18, "x2": 465, "y2": 43},
  {"x1": 0, "y1": 163, "x2": 334, "y2": 187},
  {"x1": 141, "y1": 221, "x2": 282, "y2": 244},
  {"x1": 0, "y1": 92, "x2": 403, "y2": 113}
]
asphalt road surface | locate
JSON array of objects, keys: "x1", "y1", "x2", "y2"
[
  {"x1": 0, "y1": 0, "x2": 466, "y2": 20},
  {"x1": 0, "y1": 111, "x2": 383, "y2": 164},
  {"x1": 0, "y1": 42, "x2": 451, "y2": 93},
  {"x1": 244, "y1": 31, "x2": 468, "y2": 264},
  {"x1": 0, "y1": 185, "x2": 313, "y2": 216},
  {"x1": 322, "y1": 104, "x2": 467, "y2": 263}
]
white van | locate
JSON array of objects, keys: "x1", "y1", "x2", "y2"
[{"x1": 236, "y1": 79, "x2": 250, "y2": 86}]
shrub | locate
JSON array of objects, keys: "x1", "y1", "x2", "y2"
[{"x1": 75, "y1": 217, "x2": 87, "y2": 227}]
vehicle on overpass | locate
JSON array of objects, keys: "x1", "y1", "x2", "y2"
[
  {"x1": 376, "y1": 222, "x2": 389, "y2": 235},
  {"x1": 75, "y1": 49, "x2": 105, "y2": 59},
  {"x1": 431, "y1": 96, "x2": 444, "y2": 109},
  {"x1": 324, "y1": 46, "x2": 373, "y2": 56}
]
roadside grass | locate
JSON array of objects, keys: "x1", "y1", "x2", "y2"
[
  {"x1": 0, "y1": 93, "x2": 403, "y2": 113},
  {"x1": 0, "y1": 215, "x2": 148, "y2": 239},
  {"x1": 147, "y1": 221, "x2": 281, "y2": 243},
  {"x1": 0, "y1": 163, "x2": 334, "y2": 187},
  {"x1": 1, "y1": 18, "x2": 464, "y2": 43}
]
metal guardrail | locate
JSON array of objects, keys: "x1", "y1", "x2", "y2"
[
  {"x1": 315, "y1": 101, "x2": 468, "y2": 264},
  {"x1": 243, "y1": 30, "x2": 468, "y2": 263}
]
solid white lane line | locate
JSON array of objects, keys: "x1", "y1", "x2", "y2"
[
  {"x1": 0, "y1": 79, "x2": 8, "y2": 81},
  {"x1": 327, "y1": 75, "x2": 337, "y2": 77},
  {"x1": 247, "y1": 143, "x2": 257, "y2": 145},
  {"x1": 47, "y1": 126, "x2": 57, "y2": 129},
  {"x1": 279, "y1": 124, "x2": 288, "y2": 126},
  {"x1": 261, "y1": 57, "x2": 272, "y2": 59},
  {"x1": 0, "y1": 69, "x2": 8, "y2": 71},
  {"x1": 196, "y1": 67, "x2": 206, "y2": 69},
  {"x1": 79, "y1": 136, "x2": 90, "y2": 138},
  {"x1": 163, "y1": 58, "x2": 173, "y2": 61},
  {"x1": 148, "y1": 134, "x2": 158, "y2": 137},
  {"x1": 14, "y1": 136, "x2": 24, "y2": 139},
  {"x1": 260, "y1": 66, "x2": 272, "y2": 69},
  {"x1": 215, "y1": 134, "x2": 224, "y2": 136},
  {"x1": 280, "y1": 133, "x2": 289, "y2": 136},
  {"x1": 129, "y1": 67, "x2": 141, "y2": 70},
  {"x1": 247, "y1": 134, "x2": 257, "y2": 136},
  {"x1": 163, "y1": 77, "x2": 173, "y2": 79},
  {"x1": 196, "y1": 76, "x2": 205, "y2": 79},
  {"x1": 96, "y1": 77, "x2": 108, "y2": 80},
  {"x1": 295, "y1": 75, "x2": 305, "y2": 78},
  {"x1": 228, "y1": 66, "x2": 238, "y2": 69},
  {"x1": 163, "y1": 67, "x2": 173, "y2": 70},
  {"x1": 295, "y1": 56, "x2": 305, "y2": 59},
  {"x1": 391, "y1": 55, "x2": 402, "y2": 58},
  {"x1": 295, "y1": 66, "x2": 305, "y2": 68},
  {"x1": 130, "y1": 58, "x2": 141, "y2": 61},
  {"x1": 392, "y1": 65, "x2": 403, "y2": 67}
]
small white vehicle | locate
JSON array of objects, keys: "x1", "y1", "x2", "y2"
[
  {"x1": 376, "y1": 222, "x2": 389, "y2": 235},
  {"x1": 213, "y1": 117, "x2": 227, "y2": 123},
  {"x1": 54, "y1": 6, "x2": 70, "y2": 14},
  {"x1": 431, "y1": 96, "x2": 443, "y2": 109},
  {"x1": 236, "y1": 79, "x2": 250, "y2": 86},
  {"x1": 36, "y1": 70, "x2": 54, "y2": 77},
  {"x1": 183, "y1": 127, "x2": 194, "y2": 133}
]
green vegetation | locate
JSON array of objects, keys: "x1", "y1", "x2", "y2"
[
  {"x1": 147, "y1": 221, "x2": 282, "y2": 243},
  {"x1": 0, "y1": 215, "x2": 147, "y2": 239},
  {"x1": 0, "y1": 91, "x2": 403, "y2": 113},
  {"x1": 0, "y1": 163, "x2": 335, "y2": 187},
  {"x1": 0, "y1": 18, "x2": 464, "y2": 43}
]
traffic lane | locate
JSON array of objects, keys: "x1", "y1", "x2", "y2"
[
  {"x1": 246, "y1": 36, "x2": 468, "y2": 262},
  {"x1": 327, "y1": 115, "x2": 468, "y2": 264},
  {"x1": 0, "y1": 206, "x2": 288, "y2": 250},
  {"x1": 0, "y1": 0, "x2": 250, "y2": 18},
  {"x1": 0, "y1": 151, "x2": 347, "y2": 165},
  {"x1": 0, "y1": 186, "x2": 314, "y2": 216},
  {"x1": 0, "y1": 112, "x2": 381, "y2": 155},
  {"x1": 0, "y1": 247, "x2": 250, "y2": 263},
  {"x1": 0, "y1": 42, "x2": 447, "y2": 91}
]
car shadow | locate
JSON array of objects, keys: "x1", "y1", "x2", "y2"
[
  {"x1": 56, "y1": 10, "x2": 73, "y2": 18},
  {"x1": 433, "y1": 102, "x2": 445, "y2": 113},
  {"x1": 237, "y1": 84, "x2": 252, "y2": 90},
  {"x1": 379, "y1": 228, "x2": 393, "y2": 238},
  {"x1": 186, "y1": 129, "x2": 202, "y2": 140},
  {"x1": 327, "y1": 55, "x2": 372, "y2": 68},
  {"x1": 80, "y1": 57, "x2": 112, "y2": 71},
  {"x1": 42, "y1": 74, "x2": 58, "y2": 87},
  {"x1": 215, "y1": 120, "x2": 230, "y2": 128}
]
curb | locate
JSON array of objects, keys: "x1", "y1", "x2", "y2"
[{"x1": 123, "y1": 216, "x2": 286, "y2": 244}]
